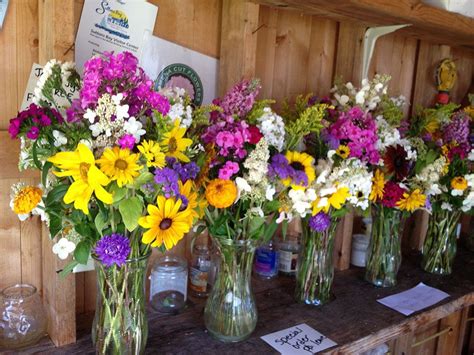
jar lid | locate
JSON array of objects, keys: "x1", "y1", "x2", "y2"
[
  {"x1": 152, "y1": 255, "x2": 187, "y2": 273},
  {"x1": 352, "y1": 233, "x2": 370, "y2": 246}
]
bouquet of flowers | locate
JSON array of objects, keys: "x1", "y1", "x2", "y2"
[
  {"x1": 405, "y1": 104, "x2": 474, "y2": 274},
  {"x1": 8, "y1": 51, "x2": 205, "y2": 354}
]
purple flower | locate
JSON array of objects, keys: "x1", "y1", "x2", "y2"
[
  {"x1": 443, "y1": 111, "x2": 470, "y2": 145},
  {"x1": 26, "y1": 126, "x2": 39, "y2": 140},
  {"x1": 166, "y1": 157, "x2": 200, "y2": 182},
  {"x1": 154, "y1": 167, "x2": 179, "y2": 198},
  {"x1": 269, "y1": 154, "x2": 292, "y2": 179},
  {"x1": 308, "y1": 212, "x2": 331, "y2": 232},
  {"x1": 95, "y1": 233, "x2": 131, "y2": 267},
  {"x1": 118, "y1": 134, "x2": 136, "y2": 149},
  {"x1": 212, "y1": 79, "x2": 261, "y2": 119},
  {"x1": 8, "y1": 118, "x2": 21, "y2": 138}
]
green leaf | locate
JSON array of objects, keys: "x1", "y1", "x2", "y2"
[
  {"x1": 262, "y1": 219, "x2": 279, "y2": 243},
  {"x1": 48, "y1": 213, "x2": 62, "y2": 239},
  {"x1": 331, "y1": 207, "x2": 348, "y2": 218},
  {"x1": 248, "y1": 216, "x2": 265, "y2": 238},
  {"x1": 94, "y1": 212, "x2": 108, "y2": 236},
  {"x1": 58, "y1": 261, "x2": 79, "y2": 278},
  {"x1": 119, "y1": 196, "x2": 143, "y2": 232},
  {"x1": 45, "y1": 184, "x2": 69, "y2": 207},
  {"x1": 41, "y1": 161, "x2": 52, "y2": 187},
  {"x1": 32, "y1": 139, "x2": 43, "y2": 170},
  {"x1": 74, "y1": 241, "x2": 90, "y2": 265},
  {"x1": 110, "y1": 183, "x2": 127, "y2": 203},
  {"x1": 133, "y1": 171, "x2": 154, "y2": 188}
]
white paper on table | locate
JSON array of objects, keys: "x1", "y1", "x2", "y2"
[
  {"x1": 377, "y1": 282, "x2": 449, "y2": 316},
  {"x1": 75, "y1": 0, "x2": 158, "y2": 73},
  {"x1": 261, "y1": 323, "x2": 337, "y2": 354},
  {"x1": 140, "y1": 33, "x2": 219, "y2": 106},
  {"x1": 0, "y1": 0, "x2": 8, "y2": 29}
]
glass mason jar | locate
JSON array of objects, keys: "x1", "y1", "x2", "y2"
[
  {"x1": 0, "y1": 284, "x2": 47, "y2": 349},
  {"x1": 189, "y1": 244, "x2": 212, "y2": 298},
  {"x1": 295, "y1": 217, "x2": 338, "y2": 306},
  {"x1": 421, "y1": 209, "x2": 462, "y2": 275},
  {"x1": 365, "y1": 205, "x2": 404, "y2": 287},
  {"x1": 150, "y1": 255, "x2": 188, "y2": 314},
  {"x1": 278, "y1": 234, "x2": 300, "y2": 276},
  {"x1": 204, "y1": 238, "x2": 257, "y2": 343},
  {"x1": 92, "y1": 252, "x2": 150, "y2": 355}
]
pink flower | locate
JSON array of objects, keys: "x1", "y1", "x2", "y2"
[
  {"x1": 216, "y1": 131, "x2": 235, "y2": 149},
  {"x1": 26, "y1": 126, "x2": 39, "y2": 140},
  {"x1": 8, "y1": 118, "x2": 21, "y2": 138},
  {"x1": 118, "y1": 134, "x2": 136, "y2": 149},
  {"x1": 218, "y1": 161, "x2": 240, "y2": 180}
]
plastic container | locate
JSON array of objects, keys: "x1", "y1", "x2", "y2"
[{"x1": 351, "y1": 234, "x2": 370, "y2": 267}]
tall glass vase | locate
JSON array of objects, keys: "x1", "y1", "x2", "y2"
[
  {"x1": 365, "y1": 205, "x2": 404, "y2": 287},
  {"x1": 421, "y1": 209, "x2": 461, "y2": 275},
  {"x1": 295, "y1": 217, "x2": 338, "y2": 306},
  {"x1": 204, "y1": 239, "x2": 257, "y2": 343},
  {"x1": 92, "y1": 252, "x2": 150, "y2": 355}
]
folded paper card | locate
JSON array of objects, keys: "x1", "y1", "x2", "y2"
[
  {"x1": 261, "y1": 323, "x2": 337, "y2": 354},
  {"x1": 377, "y1": 282, "x2": 449, "y2": 316}
]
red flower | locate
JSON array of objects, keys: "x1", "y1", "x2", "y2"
[
  {"x1": 381, "y1": 181, "x2": 406, "y2": 208},
  {"x1": 248, "y1": 125, "x2": 263, "y2": 144}
]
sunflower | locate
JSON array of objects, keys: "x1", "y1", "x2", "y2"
[
  {"x1": 396, "y1": 189, "x2": 426, "y2": 212},
  {"x1": 336, "y1": 145, "x2": 350, "y2": 159},
  {"x1": 312, "y1": 187, "x2": 350, "y2": 214},
  {"x1": 160, "y1": 120, "x2": 193, "y2": 162},
  {"x1": 178, "y1": 180, "x2": 202, "y2": 223},
  {"x1": 137, "y1": 140, "x2": 166, "y2": 168},
  {"x1": 205, "y1": 179, "x2": 237, "y2": 208},
  {"x1": 11, "y1": 184, "x2": 43, "y2": 215},
  {"x1": 138, "y1": 196, "x2": 192, "y2": 250},
  {"x1": 97, "y1": 147, "x2": 142, "y2": 187},
  {"x1": 369, "y1": 169, "x2": 385, "y2": 202},
  {"x1": 48, "y1": 143, "x2": 113, "y2": 214},
  {"x1": 284, "y1": 151, "x2": 316, "y2": 188},
  {"x1": 383, "y1": 145, "x2": 410, "y2": 181},
  {"x1": 451, "y1": 176, "x2": 468, "y2": 191}
]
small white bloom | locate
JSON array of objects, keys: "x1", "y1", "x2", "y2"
[
  {"x1": 79, "y1": 139, "x2": 93, "y2": 150},
  {"x1": 52, "y1": 130, "x2": 67, "y2": 147},
  {"x1": 52, "y1": 238, "x2": 76, "y2": 260},
  {"x1": 89, "y1": 123, "x2": 102, "y2": 137},
  {"x1": 249, "y1": 207, "x2": 264, "y2": 218},
  {"x1": 451, "y1": 189, "x2": 464, "y2": 196},
  {"x1": 123, "y1": 117, "x2": 146, "y2": 142},
  {"x1": 468, "y1": 149, "x2": 474, "y2": 161},
  {"x1": 111, "y1": 93, "x2": 124, "y2": 105},
  {"x1": 276, "y1": 211, "x2": 293, "y2": 224},
  {"x1": 441, "y1": 202, "x2": 453, "y2": 211},
  {"x1": 235, "y1": 177, "x2": 251, "y2": 195},
  {"x1": 355, "y1": 90, "x2": 365, "y2": 105},
  {"x1": 83, "y1": 109, "x2": 97, "y2": 123},
  {"x1": 339, "y1": 95, "x2": 350, "y2": 105},
  {"x1": 115, "y1": 104, "x2": 130, "y2": 121},
  {"x1": 265, "y1": 185, "x2": 275, "y2": 201}
]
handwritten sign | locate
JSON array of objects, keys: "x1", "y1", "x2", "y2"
[
  {"x1": 377, "y1": 282, "x2": 449, "y2": 316},
  {"x1": 261, "y1": 323, "x2": 337, "y2": 354}
]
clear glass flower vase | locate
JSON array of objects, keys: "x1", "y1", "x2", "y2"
[
  {"x1": 295, "y1": 217, "x2": 338, "y2": 306},
  {"x1": 365, "y1": 206, "x2": 404, "y2": 287},
  {"x1": 92, "y1": 253, "x2": 150, "y2": 355},
  {"x1": 204, "y1": 239, "x2": 257, "y2": 343},
  {"x1": 421, "y1": 210, "x2": 461, "y2": 275}
]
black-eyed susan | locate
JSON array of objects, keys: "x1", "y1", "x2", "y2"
[
  {"x1": 97, "y1": 147, "x2": 142, "y2": 187},
  {"x1": 205, "y1": 179, "x2": 237, "y2": 208},
  {"x1": 178, "y1": 180, "x2": 200, "y2": 223},
  {"x1": 160, "y1": 120, "x2": 193, "y2": 162},
  {"x1": 48, "y1": 143, "x2": 113, "y2": 214},
  {"x1": 369, "y1": 169, "x2": 385, "y2": 202},
  {"x1": 336, "y1": 145, "x2": 350, "y2": 159},
  {"x1": 396, "y1": 189, "x2": 426, "y2": 212},
  {"x1": 138, "y1": 196, "x2": 192, "y2": 250},
  {"x1": 137, "y1": 140, "x2": 166, "y2": 168},
  {"x1": 284, "y1": 151, "x2": 315, "y2": 188}
]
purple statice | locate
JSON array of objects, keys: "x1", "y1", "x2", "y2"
[
  {"x1": 154, "y1": 167, "x2": 179, "y2": 198},
  {"x1": 443, "y1": 111, "x2": 470, "y2": 145},
  {"x1": 95, "y1": 233, "x2": 131, "y2": 267},
  {"x1": 166, "y1": 157, "x2": 200, "y2": 182},
  {"x1": 309, "y1": 212, "x2": 331, "y2": 232},
  {"x1": 211, "y1": 79, "x2": 261, "y2": 119}
]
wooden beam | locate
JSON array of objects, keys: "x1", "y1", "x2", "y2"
[{"x1": 218, "y1": 0, "x2": 260, "y2": 95}]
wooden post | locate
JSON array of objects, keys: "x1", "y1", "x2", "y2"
[{"x1": 218, "y1": 0, "x2": 260, "y2": 95}]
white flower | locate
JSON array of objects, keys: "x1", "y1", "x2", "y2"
[
  {"x1": 168, "y1": 102, "x2": 185, "y2": 122},
  {"x1": 339, "y1": 95, "x2": 350, "y2": 105},
  {"x1": 469, "y1": 149, "x2": 474, "y2": 161},
  {"x1": 451, "y1": 189, "x2": 464, "y2": 196},
  {"x1": 265, "y1": 185, "x2": 275, "y2": 201},
  {"x1": 83, "y1": 109, "x2": 96, "y2": 123},
  {"x1": 235, "y1": 177, "x2": 251, "y2": 196},
  {"x1": 123, "y1": 117, "x2": 145, "y2": 142},
  {"x1": 289, "y1": 188, "x2": 316, "y2": 217},
  {"x1": 52, "y1": 238, "x2": 76, "y2": 260},
  {"x1": 52, "y1": 130, "x2": 67, "y2": 147},
  {"x1": 441, "y1": 202, "x2": 453, "y2": 211},
  {"x1": 89, "y1": 122, "x2": 102, "y2": 137},
  {"x1": 355, "y1": 90, "x2": 365, "y2": 105},
  {"x1": 115, "y1": 103, "x2": 130, "y2": 121},
  {"x1": 249, "y1": 207, "x2": 264, "y2": 218},
  {"x1": 79, "y1": 139, "x2": 93, "y2": 150},
  {"x1": 276, "y1": 211, "x2": 293, "y2": 224},
  {"x1": 257, "y1": 108, "x2": 285, "y2": 151},
  {"x1": 111, "y1": 93, "x2": 124, "y2": 106}
]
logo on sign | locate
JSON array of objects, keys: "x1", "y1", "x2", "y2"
[
  {"x1": 155, "y1": 63, "x2": 204, "y2": 106},
  {"x1": 95, "y1": 4, "x2": 130, "y2": 40}
]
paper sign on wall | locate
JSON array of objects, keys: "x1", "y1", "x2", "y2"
[
  {"x1": 261, "y1": 323, "x2": 337, "y2": 354},
  {"x1": 140, "y1": 33, "x2": 219, "y2": 105},
  {"x1": 75, "y1": 0, "x2": 158, "y2": 73},
  {"x1": 0, "y1": 0, "x2": 8, "y2": 29}
]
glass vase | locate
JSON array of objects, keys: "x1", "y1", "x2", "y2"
[
  {"x1": 92, "y1": 252, "x2": 150, "y2": 355},
  {"x1": 0, "y1": 284, "x2": 47, "y2": 349},
  {"x1": 295, "y1": 217, "x2": 338, "y2": 306},
  {"x1": 365, "y1": 205, "x2": 404, "y2": 287},
  {"x1": 204, "y1": 239, "x2": 257, "y2": 343},
  {"x1": 421, "y1": 210, "x2": 461, "y2": 275}
]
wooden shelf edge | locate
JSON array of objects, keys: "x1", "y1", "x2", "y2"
[{"x1": 252, "y1": 0, "x2": 474, "y2": 49}]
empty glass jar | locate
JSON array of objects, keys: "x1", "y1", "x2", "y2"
[{"x1": 0, "y1": 284, "x2": 47, "y2": 349}]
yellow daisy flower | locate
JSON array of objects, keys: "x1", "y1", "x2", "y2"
[
  {"x1": 138, "y1": 196, "x2": 192, "y2": 250},
  {"x1": 283, "y1": 151, "x2": 316, "y2": 189},
  {"x1": 137, "y1": 140, "x2": 166, "y2": 168},
  {"x1": 451, "y1": 176, "x2": 468, "y2": 191},
  {"x1": 11, "y1": 184, "x2": 43, "y2": 215},
  {"x1": 178, "y1": 180, "x2": 201, "y2": 223},
  {"x1": 336, "y1": 145, "x2": 350, "y2": 159},
  {"x1": 369, "y1": 169, "x2": 385, "y2": 202},
  {"x1": 48, "y1": 143, "x2": 113, "y2": 214},
  {"x1": 160, "y1": 120, "x2": 193, "y2": 162},
  {"x1": 396, "y1": 189, "x2": 426, "y2": 212},
  {"x1": 312, "y1": 187, "x2": 350, "y2": 214},
  {"x1": 205, "y1": 179, "x2": 237, "y2": 209},
  {"x1": 97, "y1": 147, "x2": 142, "y2": 187}
]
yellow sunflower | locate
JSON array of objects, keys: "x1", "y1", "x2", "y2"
[
  {"x1": 137, "y1": 140, "x2": 166, "y2": 168},
  {"x1": 396, "y1": 189, "x2": 426, "y2": 212},
  {"x1": 336, "y1": 145, "x2": 350, "y2": 159},
  {"x1": 312, "y1": 187, "x2": 350, "y2": 214},
  {"x1": 138, "y1": 196, "x2": 192, "y2": 250},
  {"x1": 451, "y1": 176, "x2": 468, "y2": 191},
  {"x1": 284, "y1": 151, "x2": 316, "y2": 189},
  {"x1": 48, "y1": 143, "x2": 113, "y2": 214},
  {"x1": 11, "y1": 184, "x2": 43, "y2": 215},
  {"x1": 205, "y1": 179, "x2": 237, "y2": 208},
  {"x1": 178, "y1": 180, "x2": 201, "y2": 223},
  {"x1": 97, "y1": 147, "x2": 142, "y2": 187},
  {"x1": 160, "y1": 120, "x2": 193, "y2": 162},
  {"x1": 369, "y1": 169, "x2": 385, "y2": 202}
]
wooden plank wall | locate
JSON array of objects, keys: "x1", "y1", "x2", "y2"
[{"x1": 0, "y1": 0, "x2": 472, "y2": 344}]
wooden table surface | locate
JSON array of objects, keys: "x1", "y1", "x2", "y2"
[{"x1": 5, "y1": 248, "x2": 474, "y2": 354}]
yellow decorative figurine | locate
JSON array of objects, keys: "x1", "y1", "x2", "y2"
[{"x1": 435, "y1": 58, "x2": 457, "y2": 104}]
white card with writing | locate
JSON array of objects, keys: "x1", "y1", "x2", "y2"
[
  {"x1": 377, "y1": 282, "x2": 449, "y2": 316},
  {"x1": 75, "y1": 0, "x2": 158, "y2": 73},
  {"x1": 261, "y1": 323, "x2": 337, "y2": 354},
  {"x1": 20, "y1": 64, "x2": 79, "y2": 111}
]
